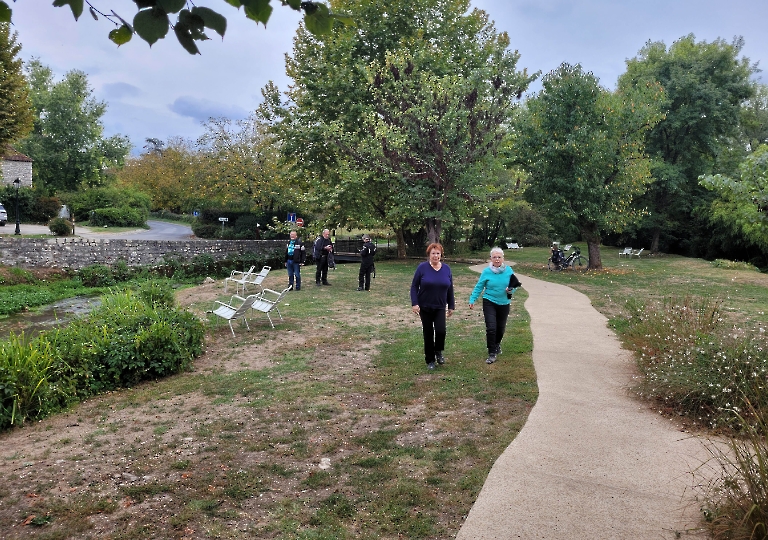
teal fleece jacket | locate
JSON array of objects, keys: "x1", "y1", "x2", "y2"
[{"x1": 469, "y1": 265, "x2": 515, "y2": 306}]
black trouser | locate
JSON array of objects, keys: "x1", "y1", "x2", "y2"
[
  {"x1": 359, "y1": 263, "x2": 373, "y2": 290},
  {"x1": 315, "y1": 255, "x2": 328, "y2": 283},
  {"x1": 482, "y1": 298, "x2": 510, "y2": 353},
  {"x1": 419, "y1": 306, "x2": 446, "y2": 364}
]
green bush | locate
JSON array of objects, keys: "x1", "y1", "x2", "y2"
[
  {"x1": 0, "y1": 333, "x2": 60, "y2": 429},
  {"x1": 64, "y1": 186, "x2": 151, "y2": 218},
  {"x1": 46, "y1": 290, "x2": 205, "y2": 398},
  {"x1": 89, "y1": 206, "x2": 148, "y2": 227},
  {"x1": 48, "y1": 217, "x2": 72, "y2": 236},
  {"x1": 111, "y1": 260, "x2": 133, "y2": 282},
  {"x1": 191, "y1": 221, "x2": 220, "y2": 239},
  {"x1": 138, "y1": 279, "x2": 176, "y2": 309},
  {"x1": 78, "y1": 264, "x2": 116, "y2": 287}
]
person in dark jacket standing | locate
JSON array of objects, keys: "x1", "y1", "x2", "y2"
[
  {"x1": 410, "y1": 243, "x2": 455, "y2": 370},
  {"x1": 313, "y1": 228, "x2": 333, "y2": 286},
  {"x1": 357, "y1": 235, "x2": 376, "y2": 291},
  {"x1": 285, "y1": 230, "x2": 306, "y2": 291}
]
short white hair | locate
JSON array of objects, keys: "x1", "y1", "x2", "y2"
[{"x1": 490, "y1": 247, "x2": 504, "y2": 258}]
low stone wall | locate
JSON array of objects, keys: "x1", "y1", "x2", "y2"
[{"x1": 0, "y1": 237, "x2": 284, "y2": 270}]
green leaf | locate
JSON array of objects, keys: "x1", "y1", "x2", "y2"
[
  {"x1": 177, "y1": 9, "x2": 207, "y2": 40},
  {"x1": 134, "y1": 7, "x2": 169, "y2": 46},
  {"x1": 223, "y1": 0, "x2": 242, "y2": 7},
  {"x1": 156, "y1": 0, "x2": 186, "y2": 13},
  {"x1": 174, "y1": 24, "x2": 200, "y2": 55},
  {"x1": 191, "y1": 6, "x2": 227, "y2": 38},
  {"x1": 89, "y1": 6, "x2": 98, "y2": 20},
  {"x1": 285, "y1": 0, "x2": 301, "y2": 9},
  {"x1": 0, "y1": 2, "x2": 11, "y2": 23},
  {"x1": 304, "y1": 4, "x2": 333, "y2": 36},
  {"x1": 108, "y1": 24, "x2": 133, "y2": 46},
  {"x1": 242, "y1": 0, "x2": 272, "y2": 25},
  {"x1": 52, "y1": 0, "x2": 84, "y2": 21},
  {"x1": 133, "y1": 0, "x2": 156, "y2": 8}
]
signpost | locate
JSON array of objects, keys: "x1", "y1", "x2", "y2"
[
  {"x1": 296, "y1": 217, "x2": 304, "y2": 227},
  {"x1": 218, "y1": 216, "x2": 228, "y2": 233}
]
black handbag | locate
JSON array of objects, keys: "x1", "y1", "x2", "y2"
[{"x1": 507, "y1": 273, "x2": 522, "y2": 299}]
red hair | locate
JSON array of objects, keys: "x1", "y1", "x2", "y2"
[{"x1": 426, "y1": 243, "x2": 444, "y2": 256}]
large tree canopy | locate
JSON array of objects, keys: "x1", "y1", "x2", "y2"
[
  {"x1": 0, "y1": 1, "x2": 349, "y2": 54},
  {"x1": 278, "y1": 0, "x2": 535, "y2": 252},
  {"x1": 18, "y1": 60, "x2": 131, "y2": 193},
  {"x1": 515, "y1": 63, "x2": 664, "y2": 269},
  {"x1": 700, "y1": 144, "x2": 768, "y2": 253},
  {"x1": 0, "y1": 22, "x2": 33, "y2": 152},
  {"x1": 618, "y1": 34, "x2": 755, "y2": 255}
]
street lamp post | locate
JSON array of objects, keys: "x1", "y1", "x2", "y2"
[{"x1": 13, "y1": 178, "x2": 20, "y2": 235}]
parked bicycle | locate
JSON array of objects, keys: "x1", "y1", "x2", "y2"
[{"x1": 548, "y1": 246, "x2": 587, "y2": 270}]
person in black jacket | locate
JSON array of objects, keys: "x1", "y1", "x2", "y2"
[
  {"x1": 285, "y1": 230, "x2": 306, "y2": 291},
  {"x1": 313, "y1": 229, "x2": 333, "y2": 286},
  {"x1": 357, "y1": 235, "x2": 376, "y2": 291}
]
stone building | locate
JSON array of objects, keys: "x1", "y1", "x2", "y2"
[{"x1": 1, "y1": 146, "x2": 33, "y2": 187}]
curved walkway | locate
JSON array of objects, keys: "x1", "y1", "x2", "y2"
[{"x1": 457, "y1": 271, "x2": 710, "y2": 539}]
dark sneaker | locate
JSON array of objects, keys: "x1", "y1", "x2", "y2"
[
  {"x1": 486, "y1": 354, "x2": 497, "y2": 365},
  {"x1": 427, "y1": 361, "x2": 437, "y2": 370},
  {"x1": 295, "y1": 287, "x2": 301, "y2": 291},
  {"x1": 322, "y1": 282, "x2": 331, "y2": 286},
  {"x1": 357, "y1": 287, "x2": 364, "y2": 291},
  {"x1": 435, "y1": 352, "x2": 445, "y2": 365},
  {"x1": 495, "y1": 345, "x2": 502, "y2": 356},
  {"x1": 316, "y1": 282, "x2": 321, "y2": 286}
]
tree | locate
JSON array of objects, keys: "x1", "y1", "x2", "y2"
[
  {"x1": 195, "y1": 113, "x2": 295, "y2": 211},
  {"x1": 18, "y1": 60, "x2": 131, "y2": 193},
  {"x1": 700, "y1": 144, "x2": 768, "y2": 253},
  {"x1": 0, "y1": 1, "x2": 349, "y2": 54},
  {"x1": 279, "y1": 0, "x2": 535, "y2": 252},
  {"x1": 116, "y1": 137, "x2": 202, "y2": 213},
  {"x1": 0, "y1": 23, "x2": 33, "y2": 151},
  {"x1": 742, "y1": 83, "x2": 768, "y2": 153},
  {"x1": 618, "y1": 35, "x2": 755, "y2": 254},
  {"x1": 515, "y1": 63, "x2": 664, "y2": 270}
]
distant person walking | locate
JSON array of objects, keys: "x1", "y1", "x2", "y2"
[
  {"x1": 410, "y1": 243, "x2": 455, "y2": 370},
  {"x1": 285, "y1": 230, "x2": 306, "y2": 291},
  {"x1": 314, "y1": 229, "x2": 334, "y2": 286},
  {"x1": 357, "y1": 235, "x2": 377, "y2": 291},
  {"x1": 469, "y1": 247, "x2": 521, "y2": 364}
]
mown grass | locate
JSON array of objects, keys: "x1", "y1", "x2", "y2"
[{"x1": 0, "y1": 259, "x2": 536, "y2": 539}]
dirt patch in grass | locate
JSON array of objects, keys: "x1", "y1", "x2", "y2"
[{"x1": 0, "y1": 266, "x2": 536, "y2": 539}]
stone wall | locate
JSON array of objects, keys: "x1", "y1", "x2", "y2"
[
  {"x1": 1, "y1": 160, "x2": 33, "y2": 187},
  {"x1": 0, "y1": 237, "x2": 284, "y2": 270}
]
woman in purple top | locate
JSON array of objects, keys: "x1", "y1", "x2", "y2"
[{"x1": 410, "y1": 243, "x2": 455, "y2": 370}]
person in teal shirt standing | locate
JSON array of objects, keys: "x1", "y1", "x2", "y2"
[{"x1": 469, "y1": 247, "x2": 521, "y2": 364}]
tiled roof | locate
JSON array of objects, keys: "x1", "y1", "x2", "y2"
[{"x1": 2, "y1": 145, "x2": 33, "y2": 162}]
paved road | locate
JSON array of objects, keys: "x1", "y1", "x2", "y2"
[
  {"x1": 457, "y1": 269, "x2": 710, "y2": 540},
  {"x1": 3, "y1": 220, "x2": 193, "y2": 240}
]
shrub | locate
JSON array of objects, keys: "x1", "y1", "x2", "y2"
[
  {"x1": 46, "y1": 290, "x2": 205, "y2": 397},
  {"x1": 191, "y1": 221, "x2": 220, "y2": 239},
  {"x1": 48, "y1": 217, "x2": 72, "y2": 236},
  {"x1": 111, "y1": 260, "x2": 133, "y2": 282},
  {"x1": 89, "y1": 206, "x2": 148, "y2": 227},
  {"x1": 138, "y1": 279, "x2": 175, "y2": 309},
  {"x1": 78, "y1": 264, "x2": 116, "y2": 287},
  {"x1": 0, "y1": 333, "x2": 59, "y2": 429}
]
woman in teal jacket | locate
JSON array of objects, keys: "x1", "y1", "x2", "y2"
[{"x1": 469, "y1": 247, "x2": 520, "y2": 364}]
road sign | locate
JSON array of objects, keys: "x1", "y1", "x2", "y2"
[
  {"x1": 296, "y1": 217, "x2": 304, "y2": 227},
  {"x1": 218, "y1": 217, "x2": 229, "y2": 222}
]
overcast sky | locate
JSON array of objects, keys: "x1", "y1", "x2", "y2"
[{"x1": 9, "y1": 1, "x2": 767, "y2": 155}]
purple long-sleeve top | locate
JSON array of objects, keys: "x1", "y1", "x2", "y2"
[{"x1": 410, "y1": 261, "x2": 455, "y2": 310}]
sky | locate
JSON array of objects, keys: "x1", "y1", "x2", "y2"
[{"x1": 9, "y1": 1, "x2": 768, "y2": 155}]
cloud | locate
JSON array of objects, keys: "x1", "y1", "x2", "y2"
[
  {"x1": 101, "y1": 82, "x2": 142, "y2": 100},
  {"x1": 169, "y1": 96, "x2": 249, "y2": 123}
]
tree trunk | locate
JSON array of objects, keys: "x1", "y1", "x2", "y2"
[
  {"x1": 580, "y1": 223, "x2": 602, "y2": 270},
  {"x1": 395, "y1": 228, "x2": 407, "y2": 259},
  {"x1": 651, "y1": 227, "x2": 660, "y2": 254},
  {"x1": 425, "y1": 217, "x2": 441, "y2": 245}
]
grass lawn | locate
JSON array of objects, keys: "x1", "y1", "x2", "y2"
[{"x1": 0, "y1": 259, "x2": 536, "y2": 539}]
